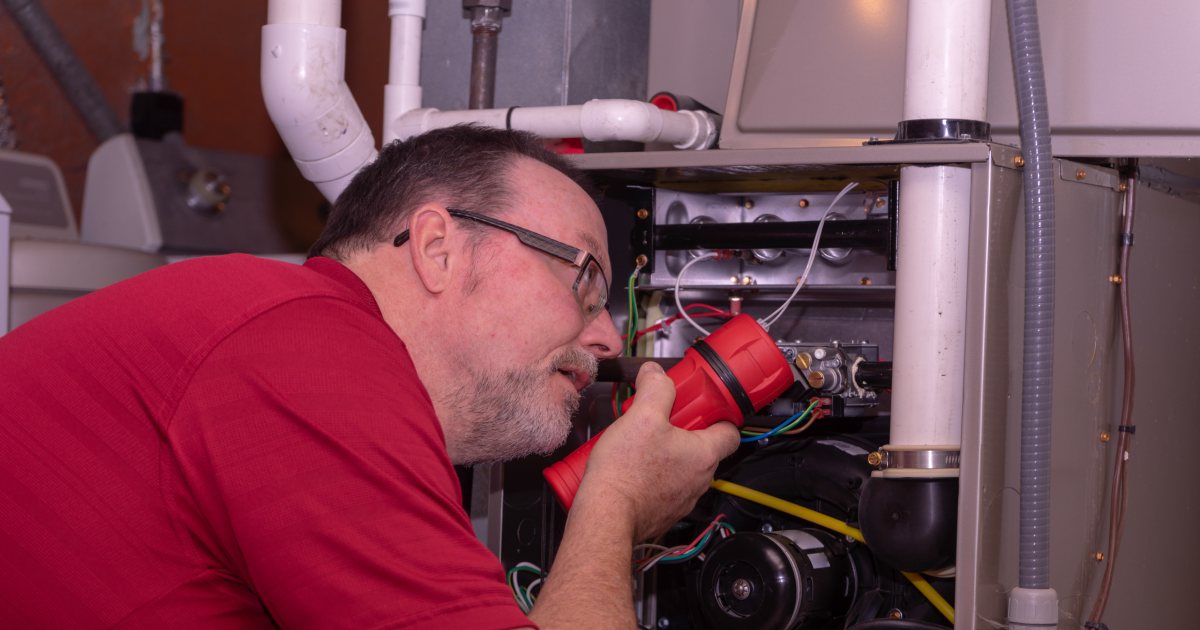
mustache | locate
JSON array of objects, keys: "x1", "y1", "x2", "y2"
[{"x1": 549, "y1": 347, "x2": 599, "y2": 387}]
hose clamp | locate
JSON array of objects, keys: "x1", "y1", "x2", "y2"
[{"x1": 868, "y1": 448, "x2": 960, "y2": 471}]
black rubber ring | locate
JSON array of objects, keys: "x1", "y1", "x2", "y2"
[
  {"x1": 692, "y1": 339, "x2": 755, "y2": 419},
  {"x1": 505, "y1": 106, "x2": 519, "y2": 130},
  {"x1": 1118, "y1": 425, "x2": 1136, "y2": 434}
]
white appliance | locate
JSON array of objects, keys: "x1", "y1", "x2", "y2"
[{"x1": 0, "y1": 150, "x2": 166, "y2": 332}]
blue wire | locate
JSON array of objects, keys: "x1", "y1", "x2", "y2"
[{"x1": 739, "y1": 401, "x2": 819, "y2": 443}]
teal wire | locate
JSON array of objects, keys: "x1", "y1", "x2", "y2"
[{"x1": 739, "y1": 399, "x2": 820, "y2": 443}]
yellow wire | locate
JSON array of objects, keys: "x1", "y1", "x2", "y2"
[{"x1": 708, "y1": 480, "x2": 955, "y2": 625}]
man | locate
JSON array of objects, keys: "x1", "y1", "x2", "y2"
[{"x1": 0, "y1": 126, "x2": 738, "y2": 628}]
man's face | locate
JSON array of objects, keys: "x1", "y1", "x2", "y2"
[{"x1": 443, "y1": 158, "x2": 622, "y2": 465}]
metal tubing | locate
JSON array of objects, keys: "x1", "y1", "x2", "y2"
[
  {"x1": 2, "y1": 0, "x2": 122, "y2": 141},
  {"x1": 468, "y1": 6, "x2": 502, "y2": 110}
]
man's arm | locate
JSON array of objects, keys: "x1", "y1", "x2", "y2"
[{"x1": 528, "y1": 362, "x2": 740, "y2": 629}]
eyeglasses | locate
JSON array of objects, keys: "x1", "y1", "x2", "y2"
[{"x1": 393, "y1": 208, "x2": 610, "y2": 321}]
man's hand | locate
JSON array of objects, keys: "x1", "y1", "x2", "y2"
[
  {"x1": 576, "y1": 361, "x2": 741, "y2": 542},
  {"x1": 528, "y1": 361, "x2": 739, "y2": 629}
]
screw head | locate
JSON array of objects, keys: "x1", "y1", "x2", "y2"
[
  {"x1": 1109, "y1": 275, "x2": 1123, "y2": 285},
  {"x1": 1118, "y1": 182, "x2": 1129, "y2": 192},
  {"x1": 1076, "y1": 168, "x2": 1088, "y2": 180},
  {"x1": 1099, "y1": 431, "x2": 1111, "y2": 443},
  {"x1": 1094, "y1": 551, "x2": 1106, "y2": 561},
  {"x1": 875, "y1": 198, "x2": 887, "y2": 208},
  {"x1": 742, "y1": 199, "x2": 754, "y2": 209},
  {"x1": 798, "y1": 198, "x2": 810, "y2": 208},
  {"x1": 860, "y1": 276, "x2": 873, "y2": 286},
  {"x1": 741, "y1": 276, "x2": 753, "y2": 285},
  {"x1": 635, "y1": 254, "x2": 648, "y2": 267},
  {"x1": 729, "y1": 276, "x2": 739, "y2": 284},
  {"x1": 867, "y1": 451, "x2": 884, "y2": 467},
  {"x1": 1014, "y1": 155, "x2": 1026, "y2": 167},
  {"x1": 636, "y1": 208, "x2": 650, "y2": 220},
  {"x1": 731, "y1": 578, "x2": 753, "y2": 600}
]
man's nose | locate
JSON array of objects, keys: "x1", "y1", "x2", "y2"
[{"x1": 580, "y1": 309, "x2": 622, "y2": 359}]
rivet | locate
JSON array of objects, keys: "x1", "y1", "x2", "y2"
[
  {"x1": 798, "y1": 198, "x2": 810, "y2": 208},
  {"x1": 636, "y1": 208, "x2": 649, "y2": 220},
  {"x1": 875, "y1": 198, "x2": 886, "y2": 208},
  {"x1": 1013, "y1": 155, "x2": 1026, "y2": 168},
  {"x1": 730, "y1": 276, "x2": 739, "y2": 284},
  {"x1": 1099, "y1": 431, "x2": 1111, "y2": 443},
  {"x1": 1076, "y1": 168, "x2": 1088, "y2": 180},
  {"x1": 742, "y1": 199, "x2": 754, "y2": 209},
  {"x1": 860, "y1": 277, "x2": 873, "y2": 286},
  {"x1": 1109, "y1": 275, "x2": 1123, "y2": 285},
  {"x1": 1118, "y1": 182, "x2": 1129, "y2": 193},
  {"x1": 741, "y1": 275, "x2": 754, "y2": 286},
  {"x1": 1094, "y1": 551, "x2": 1105, "y2": 561}
]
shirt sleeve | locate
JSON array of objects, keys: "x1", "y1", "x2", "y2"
[{"x1": 166, "y1": 296, "x2": 534, "y2": 630}]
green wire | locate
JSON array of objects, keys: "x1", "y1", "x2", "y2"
[{"x1": 616, "y1": 266, "x2": 640, "y2": 417}]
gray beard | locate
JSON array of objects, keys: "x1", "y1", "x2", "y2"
[{"x1": 445, "y1": 347, "x2": 598, "y2": 465}]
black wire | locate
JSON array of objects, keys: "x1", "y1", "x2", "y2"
[{"x1": 846, "y1": 619, "x2": 951, "y2": 630}]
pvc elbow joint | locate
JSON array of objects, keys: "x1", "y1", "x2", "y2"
[{"x1": 261, "y1": 22, "x2": 378, "y2": 202}]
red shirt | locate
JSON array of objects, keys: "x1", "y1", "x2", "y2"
[{"x1": 0, "y1": 255, "x2": 533, "y2": 629}]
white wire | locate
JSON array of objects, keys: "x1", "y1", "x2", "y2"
[
  {"x1": 673, "y1": 251, "x2": 720, "y2": 337},
  {"x1": 758, "y1": 181, "x2": 861, "y2": 331},
  {"x1": 523, "y1": 578, "x2": 543, "y2": 609}
]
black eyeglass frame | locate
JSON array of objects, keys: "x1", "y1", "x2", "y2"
[{"x1": 393, "y1": 208, "x2": 609, "y2": 315}]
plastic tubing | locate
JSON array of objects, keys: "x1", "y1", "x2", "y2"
[
  {"x1": 383, "y1": 0, "x2": 425, "y2": 145},
  {"x1": 394, "y1": 100, "x2": 719, "y2": 150},
  {"x1": 710, "y1": 480, "x2": 955, "y2": 624},
  {"x1": 1005, "y1": 0, "x2": 1056, "y2": 591}
]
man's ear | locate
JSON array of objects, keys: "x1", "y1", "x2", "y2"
[{"x1": 406, "y1": 205, "x2": 457, "y2": 294}]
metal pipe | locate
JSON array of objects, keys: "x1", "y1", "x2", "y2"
[
  {"x1": 2, "y1": 0, "x2": 122, "y2": 141},
  {"x1": 468, "y1": 6, "x2": 503, "y2": 110}
]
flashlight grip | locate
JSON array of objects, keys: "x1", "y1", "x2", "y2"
[{"x1": 543, "y1": 314, "x2": 793, "y2": 511}]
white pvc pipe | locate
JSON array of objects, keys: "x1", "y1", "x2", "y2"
[
  {"x1": 884, "y1": 164, "x2": 971, "y2": 476},
  {"x1": 903, "y1": 0, "x2": 992, "y2": 121},
  {"x1": 267, "y1": 0, "x2": 340, "y2": 28},
  {"x1": 262, "y1": 0, "x2": 377, "y2": 203},
  {"x1": 383, "y1": 0, "x2": 425, "y2": 145},
  {"x1": 394, "y1": 100, "x2": 719, "y2": 150},
  {"x1": 881, "y1": 0, "x2": 990, "y2": 477}
]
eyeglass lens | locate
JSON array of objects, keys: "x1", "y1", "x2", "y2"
[{"x1": 576, "y1": 258, "x2": 608, "y2": 321}]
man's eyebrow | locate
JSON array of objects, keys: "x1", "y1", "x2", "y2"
[{"x1": 577, "y1": 231, "x2": 607, "y2": 263}]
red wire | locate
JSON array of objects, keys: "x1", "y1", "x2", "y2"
[{"x1": 628, "y1": 309, "x2": 734, "y2": 342}]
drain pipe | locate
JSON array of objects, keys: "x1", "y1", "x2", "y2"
[
  {"x1": 2, "y1": 0, "x2": 122, "y2": 141},
  {"x1": 1005, "y1": 0, "x2": 1059, "y2": 628},
  {"x1": 395, "y1": 101, "x2": 719, "y2": 150},
  {"x1": 383, "y1": 0, "x2": 425, "y2": 146},
  {"x1": 262, "y1": 0, "x2": 378, "y2": 203},
  {"x1": 858, "y1": 0, "x2": 991, "y2": 576}
]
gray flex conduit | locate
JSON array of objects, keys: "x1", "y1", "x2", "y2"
[
  {"x1": 1006, "y1": 0, "x2": 1056, "y2": 590},
  {"x1": 3, "y1": 0, "x2": 123, "y2": 141}
]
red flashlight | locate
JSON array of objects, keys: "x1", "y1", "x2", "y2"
[{"x1": 543, "y1": 314, "x2": 794, "y2": 510}]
